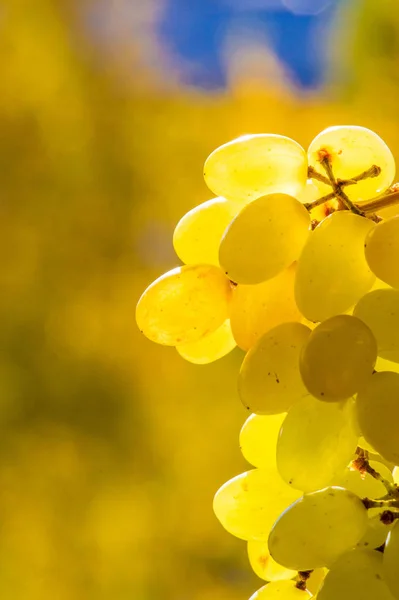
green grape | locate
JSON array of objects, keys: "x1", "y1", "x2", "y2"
[
  {"x1": 204, "y1": 134, "x2": 308, "y2": 202},
  {"x1": 136, "y1": 264, "x2": 231, "y2": 345},
  {"x1": 393, "y1": 467, "x2": 399, "y2": 485},
  {"x1": 356, "y1": 372, "x2": 399, "y2": 464},
  {"x1": 331, "y1": 460, "x2": 393, "y2": 501},
  {"x1": 230, "y1": 264, "x2": 301, "y2": 351},
  {"x1": 353, "y1": 289, "x2": 399, "y2": 363},
  {"x1": 240, "y1": 413, "x2": 286, "y2": 469},
  {"x1": 384, "y1": 521, "x2": 399, "y2": 600},
  {"x1": 308, "y1": 125, "x2": 395, "y2": 202},
  {"x1": 238, "y1": 322, "x2": 311, "y2": 415},
  {"x1": 248, "y1": 581, "x2": 312, "y2": 600},
  {"x1": 295, "y1": 211, "x2": 376, "y2": 322},
  {"x1": 173, "y1": 197, "x2": 240, "y2": 266},
  {"x1": 247, "y1": 540, "x2": 296, "y2": 582},
  {"x1": 268, "y1": 487, "x2": 368, "y2": 570},
  {"x1": 176, "y1": 319, "x2": 236, "y2": 364},
  {"x1": 319, "y1": 549, "x2": 395, "y2": 600},
  {"x1": 307, "y1": 568, "x2": 327, "y2": 596},
  {"x1": 277, "y1": 397, "x2": 358, "y2": 492},
  {"x1": 213, "y1": 467, "x2": 301, "y2": 541},
  {"x1": 299, "y1": 315, "x2": 377, "y2": 401},
  {"x1": 357, "y1": 509, "x2": 392, "y2": 550},
  {"x1": 364, "y1": 216, "x2": 399, "y2": 290},
  {"x1": 219, "y1": 194, "x2": 310, "y2": 285},
  {"x1": 358, "y1": 436, "x2": 377, "y2": 453}
]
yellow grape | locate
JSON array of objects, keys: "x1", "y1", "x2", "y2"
[
  {"x1": 213, "y1": 467, "x2": 301, "y2": 541},
  {"x1": 318, "y1": 548, "x2": 395, "y2": 600},
  {"x1": 356, "y1": 371, "x2": 399, "y2": 464},
  {"x1": 247, "y1": 540, "x2": 296, "y2": 582},
  {"x1": 357, "y1": 509, "x2": 393, "y2": 551},
  {"x1": 384, "y1": 521, "x2": 399, "y2": 600},
  {"x1": 308, "y1": 125, "x2": 395, "y2": 202},
  {"x1": 358, "y1": 436, "x2": 377, "y2": 453},
  {"x1": 296, "y1": 179, "x2": 338, "y2": 221},
  {"x1": 248, "y1": 581, "x2": 312, "y2": 600},
  {"x1": 364, "y1": 216, "x2": 399, "y2": 289},
  {"x1": 240, "y1": 413, "x2": 285, "y2": 469},
  {"x1": 276, "y1": 397, "x2": 358, "y2": 492},
  {"x1": 238, "y1": 322, "x2": 311, "y2": 415},
  {"x1": 331, "y1": 460, "x2": 393, "y2": 501},
  {"x1": 204, "y1": 134, "x2": 308, "y2": 202},
  {"x1": 219, "y1": 194, "x2": 310, "y2": 285},
  {"x1": 295, "y1": 211, "x2": 376, "y2": 322},
  {"x1": 176, "y1": 319, "x2": 236, "y2": 364},
  {"x1": 173, "y1": 197, "x2": 240, "y2": 266},
  {"x1": 299, "y1": 315, "x2": 377, "y2": 401},
  {"x1": 393, "y1": 467, "x2": 399, "y2": 485},
  {"x1": 268, "y1": 487, "x2": 368, "y2": 570},
  {"x1": 136, "y1": 264, "x2": 231, "y2": 345},
  {"x1": 353, "y1": 289, "x2": 399, "y2": 363},
  {"x1": 230, "y1": 265, "x2": 301, "y2": 351},
  {"x1": 307, "y1": 568, "x2": 327, "y2": 596}
]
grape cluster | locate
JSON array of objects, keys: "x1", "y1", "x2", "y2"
[{"x1": 136, "y1": 125, "x2": 399, "y2": 600}]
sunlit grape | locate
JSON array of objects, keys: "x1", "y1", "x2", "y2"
[
  {"x1": 299, "y1": 315, "x2": 377, "y2": 401},
  {"x1": 204, "y1": 134, "x2": 308, "y2": 202},
  {"x1": 308, "y1": 125, "x2": 395, "y2": 202},
  {"x1": 219, "y1": 193, "x2": 310, "y2": 284},
  {"x1": 295, "y1": 211, "x2": 375, "y2": 322},
  {"x1": 353, "y1": 288, "x2": 399, "y2": 363},
  {"x1": 248, "y1": 581, "x2": 312, "y2": 600},
  {"x1": 364, "y1": 215, "x2": 399, "y2": 289},
  {"x1": 331, "y1": 460, "x2": 393, "y2": 500},
  {"x1": 176, "y1": 319, "x2": 236, "y2": 364},
  {"x1": 384, "y1": 520, "x2": 399, "y2": 600},
  {"x1": 357, "y1": 509, "x2": 393, "y2": 551},
  {"x1": 268, "y1": 487, "x2": 368, "y2": 570},
  {"x1": 318, "y1": 548, "x2": 394, "y2": 600},
  {"x1": 230, "y1": 265, "x2": 301, "y2": 351},
  {"x1": 247, "y1": 540, "x2": 296, "y2": 582},
  {"x1": 136, "y1": 264, "x2": 231, "y2": 345},
  {"x1": 277, "y1": 397, "x2": 358, "y2": 492},
  {"x1": 213, "y1": 467, "x2": 301, "y2": 541},
  {"x1": 356, "y1": 371, "x2": 399, "y2": 464},
  {"x1": 307, "y1": 568, "x2": 327, "y2": 596},
  {"x1": 173, "y1": 197, "x2": 240, "y2": 266},
  {"x1": 238, "y1": 322, "x2": 311, "y2": 414},
  {"x1": 240, "y1": 413, "x2": 286, "y2": 469}
]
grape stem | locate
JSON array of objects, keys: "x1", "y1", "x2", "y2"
[
  {"x1": 354, "y1": 447, "x2": 398, "y2": 497},
  {"x1": 296, "y1": 570, "x2": 312, "y2": 591}
]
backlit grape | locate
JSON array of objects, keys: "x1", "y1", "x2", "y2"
[
  {"x1": 364, "y1": 215, "x2": 399, "y2": 289},
  {"x1": 240, "y1": 413, "x2": 286, "y2": 469},
  {"x1": 176, "y1": 319, "x2": 236, "y2": 364},
  {"x1": 247, "y1": 540, "x2": 296, "y2": 582},
  {"x1": 248, "y1": 581, "x2": 312, "y2": 600}
]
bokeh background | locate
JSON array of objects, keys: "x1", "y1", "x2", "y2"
[{"x1": 1, "y1": 0, "x2": 399, "y2": 598}]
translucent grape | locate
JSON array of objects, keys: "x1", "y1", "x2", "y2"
[
  {"x1": 299, "y1": 315, "x2": 377, "y2": 401},
  {"x1": 268, "y1": 487, "x2": 368, "y2": 570},
  {"x1": 240, "y1": 413, "x2": 286, "y2": 469},
  {"x1": 384, "y1": 521, "x2": 399, "y2": 600},
  {"x1": 247, "y1": 540, "x2": 296, "y2": 582},
  {"x1": 318, "y1": 548, "x2": 395, "y2": 600},
  {"x1": 213, "y1": 467, "x2": 301, "y2": 541},
  {"x1": 393, "y1": 467, "x2": 399, "y2": 485},
  {"x1": 230, "y1": 265, "x2": 301, "y2": 351},
  {"x1": 356, "y1": 371, "x2": 399, "y2": 464},
  {"x1": 248, "y1": 581, "x2": 312, "y2": 600},
  {"x1": 307, "y1": 568, "x2": 327, "y2": 596},
  {"x1": 364, "y1": 216, "x2": 399, "y2": 289},
  {"x1": 204, "y1": 134, "x2": 308, "y2": 202},
  {"x1": 331, "y1": 460, "x2": 393, "y2": 501},
  {"x1": 238, "y1": 322, "x2": 311, "y2": 415},
  {"x1": 176, "y1": 319, "x2": 236, "y2": 364},
  {"x1": 219, "y1": 193, "x2": 310, "y2": 285},
  {"x1": 308, "y1": 125, "x2": 395, "y2": 202},
  {"x1": 136, "y1": 264, "x2": 231, "y2": 345},
  {"x1": 277, "y1": 397, "x2": 358, "y2": 492},
  {"x1": 173, "y1": 197, "x2": 240, "y2": 266},
  {"x1": 353, "y1": 288, "x2": 399, "y2": 363},
  {"x1": 357, "y1": 509, "x2": 392, "y2": 551},
  {"x1": 295, "y1": 211, "x2": 376, "y2": 322}
]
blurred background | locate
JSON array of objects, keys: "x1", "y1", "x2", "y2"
[{"x1": 1, "y1": 0, "x2": 399, "y2": 598}]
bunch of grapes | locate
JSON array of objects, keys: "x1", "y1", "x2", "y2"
[{"x1": 136, "y1": 125, "x2": 399, "y2": 600}]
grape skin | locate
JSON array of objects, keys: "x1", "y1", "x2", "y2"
[
  {"x1": 219, "y1": 193, "x2": 310, "y2": 285},
  {"x1": 240, "y1": 413, "x2": 286, "y2": 469},
  {"x1": 248, "y1": 581, "x2": 312, "y2": 599},
  {"x1": 176, "y1": 318, "x2": 236, "y2": 364},
  {"x1": 204, "y1": 134, "x2": 308, "y2": 202},
  {"x1": 383, "y1": 521, "x2": 399, "y2": 600},
  {"x1": 364, "y1": 215, "x2": 399, "y2": 289},
  {"x1": 247, "y1": 540, "x2": 296, "y2": 582}
]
